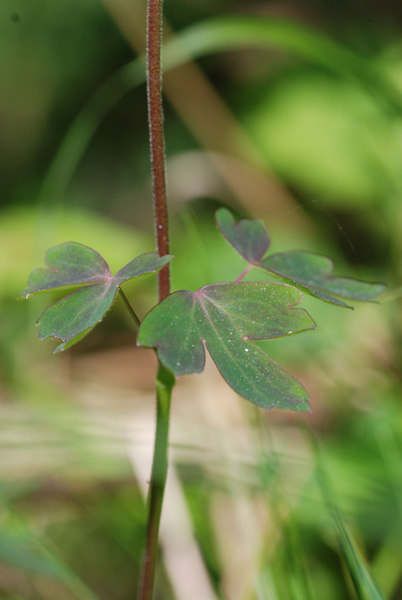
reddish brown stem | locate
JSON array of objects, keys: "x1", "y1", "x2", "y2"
[
  {"x1": 147, "y1": 0, "x2": 170, "y2": 301},
  {"x1": 236, "y1": 263, "x2": 252, "y2": 283},
  {"x1": 138, "y1": 2, "x2": 173, "y2": 600}
]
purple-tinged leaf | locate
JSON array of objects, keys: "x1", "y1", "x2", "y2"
[
  {"x1": 20, "y1": 243, "x2": 110, "y2": 297},
  {"x1": 37, "y1": 282, "x2": 117, "y2": 346},
  {"x1": 216, "y1": 209, "x2": 385, "y2": 307},
  {"x1": 53, "y1": 330, "x2": 92, "y2": 354},
  {"x1": 22, "y1": 243, "x2": 173, "y2": 351},
  {"x1": 215, "y1": 208, "x2": 270, "y2": 263},
  {"x1": 138, "y1": 282, "x2": 315, "y2": 411},
  {"x1": 114, "y1": 252, "x2": 173, "y2": 286},
  {"x1": 261, "y1": 251, "x2": 386, "y2": 308}
]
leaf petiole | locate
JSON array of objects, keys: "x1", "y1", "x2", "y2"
[
  {"x1": 118, "y1": 288, "x2": 141, "y2": 329},
  {"x1": 235, "y1": 264, "x2": 253, "y2": 283}
]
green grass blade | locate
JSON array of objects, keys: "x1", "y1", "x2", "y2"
[
  {"x1": 164, "y1": 17, "x2": 365, "y2": 76},
  {"x1": 332, "y1": 512, "x2": 386, "y2": 600},
  {"x1": 0, "y1": 531, "x2": 100, "y2": 600},
  {"x1": 314, "y1": 451, "x2": 386, "y2": 600},
  {"x1": 39, "y1": 16, "x2": 402, "y2": 209}
]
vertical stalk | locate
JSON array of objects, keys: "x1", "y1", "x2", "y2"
[
  {"x1": 147, "y1": 0, "x2": 170, "y2": 301},
  {"x1": 138, "y1": 363, "x2": 175, "y2": 600},
  {"x1": 139, "y1": 1, "x2": 174, "y2": 599}
]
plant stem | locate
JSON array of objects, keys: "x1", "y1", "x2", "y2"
[
  {"x1": 139, "y1": 1, "x2": 175, "y2": 599},
  {"x1": 138, "y1": 363, "x2": 175, "y2": 600},
  {"x1": 119, "y1": 288, "x2": 141, "y2": 328},
  {"x1": 147, "y1": 0, "x2": 170, "y2": 301},
  {"x1": 235, "y1": 263, "x2": 252, "y2": 282}
]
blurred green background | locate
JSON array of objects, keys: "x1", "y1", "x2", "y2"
[{"x1": 0, "y1": 1, "x2": 401, "y2": 598}]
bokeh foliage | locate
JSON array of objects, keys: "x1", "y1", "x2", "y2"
[{"x1": 0, "y1": 0, "x2": 401, "y2": 598}]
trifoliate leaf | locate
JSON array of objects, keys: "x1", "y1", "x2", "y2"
[
  {"x1": 261, "y1": 251, "x2": 385, "y2": 307},
  {"x1": 138, "y1": 282, "x2": 315, "y2": 411},
  {"x1": 215, "y1": 208, "x2": 270, "y2": 262},
  {"x1": 216, "y1": 208, "x2": 385, "y2": 307},
  {"x1": 21, "y1": 242, "x2": 172, "y2": 351}
]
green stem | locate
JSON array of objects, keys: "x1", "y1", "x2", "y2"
[
  {"x1": 119, "y1": 288, "x2": 141, "y2": 328},
  {"x1": 138, "y1": 363, "x2": 175, "y2": 600},
  {"x1": 139, "y1": 1, "x2": 175, "y2": 599}
]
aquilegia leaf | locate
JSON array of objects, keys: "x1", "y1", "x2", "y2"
[
  {"x1": 215, "y1": 207, "x2": 270, "y2": 262},
  {"x1": 21, "y1": 242, "x2": 111, "y2": 296},
  {"x1": 260, "y1": 251, "x2": 385, "y2": 307},
  {"x1": 138, "y1": 282, "x2": 316, "y2": 411},
  {"x1": 216, "y1": 208, "x2": 385, "y2": 307},
  {"x1": 36, "y1": 282, "x2": 118, "y2": 349},
  {"x1": 21, "y1": 242, "x2": 172, "y2": 352}
]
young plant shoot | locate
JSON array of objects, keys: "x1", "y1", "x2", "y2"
[{"x1": 20, "y1": 0, "x2": 385, "y2": 598}]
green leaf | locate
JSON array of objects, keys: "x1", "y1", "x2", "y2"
[
  {"x1": 41, "y1": 14, "x2": 402, "y2": 215},
  {"x1": 37, "y1": 282, "x2": 117, "y2": 347},
  {"x1": 138, "y1": 282, "x2": 315, "y2": 411},
  {"x1": 114, "y1": 252, "x2": 172, "y2": 286},
  {"x1": 22, "y1": 243, "x2": 173, "y2": 351},
  {"x1": 216, "y1": 209, "x2": 385, "y2": 307},
  {"x1": 53, "y1": 330, "x2": 92, "y2": 353},
  {"x1": 215, "y1": 208, "x2": 270, "y2": 262},
  {"x1": 314, "y1": 447, "x2": 386, "y2": 600},
  {"x1": 0, "y1": 531, "x2": 68, "y2": 579},
  {"x1": 261, "y1": 251, "x2": 386, "y2": 307},
  {"x1": 0, "y1": 531, "x2": 100, "y2": 600},
  {"x1": 21, "y1": 242, "x2": 110, "y2": 297}
]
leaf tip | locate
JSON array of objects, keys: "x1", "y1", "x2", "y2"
[
  {"x1": 53, "y1": 344, "x2": 66, "y2": 354},
  {"x1": 17, "y1": 290, "x2": 30, "y2": 301}
]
